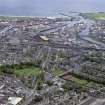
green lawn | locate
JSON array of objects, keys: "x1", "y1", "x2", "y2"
[
  {"x1": 71, "y1": 76, "x2": 88, "y2": 86},
  {"x1": 14, "y1": 66, "x2": 42, "y2": 77},
  {"x1": 53, "y1": 68, "x2": 65, "y2": 76},
  {"x1": 84, "y1": 13, "x2": 105, "y2": 20}
]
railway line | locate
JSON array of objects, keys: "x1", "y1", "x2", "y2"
[{"x1": 0, "y1": 41, "x2": 105, "y2": 52}]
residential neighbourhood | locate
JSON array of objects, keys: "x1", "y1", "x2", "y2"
[{"x1": 0, "y1": 12, "x2": 105, "y2": 105}]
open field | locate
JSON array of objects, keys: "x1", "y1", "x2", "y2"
[
  {"x1": 14, "y1": 66, "x2": 42, "y2": 77},
  {"x1": 61, "y1": 74, "x2": 89, "y2": 87},
  {"x1": 82, "y1": 13, "x2": 105, "y2": 20},
  {"x1": 71, "y1": 76, "x2": 88, "y2": 86},
  {"x1": 0, "y1": 63, "x2": 42, "y2": 77},
  {"x1": 53, "y1": 68, "x2": 65, "y2": 76}
]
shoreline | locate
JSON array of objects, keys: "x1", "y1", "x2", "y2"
[
  {"x1": 0, "y1": 12, "x2": 104, "y2": 18},
  {"x1": 0, "y1": 15, "x2": 80, "y2": 18},
  {"x1": 0, "y1": 14, "x2": 67, "y2": 18}
]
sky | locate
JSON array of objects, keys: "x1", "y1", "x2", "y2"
[{"x1": 0, "y1": 0, "x2": 105, "y2": 16}]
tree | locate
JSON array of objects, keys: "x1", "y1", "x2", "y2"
[
  {"x1": 46, "y1": 81, "x2": 53, "y2": 86},
  {"x1": 36, "y1": 80, "x2": 43, "y2": 90}
]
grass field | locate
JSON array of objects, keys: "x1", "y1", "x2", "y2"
[
  {"x1": 14, "y1": 66, "x2": 42, "y2": 77},
  {"x1": 53, "y1": 68, "x2": 65, "y2": 76},
  {"x1": 71, "y1": 76, "x2": 88, "y2": 86},
  {"x1": 84, "y1": 13, "x2": 105, "y2": 20},
  {"x1": 61, "y1": 73, "x2": 89, "y2": 90},
  {"x1": 0, "y1": 63, "x2": 42, "y2": 78}
]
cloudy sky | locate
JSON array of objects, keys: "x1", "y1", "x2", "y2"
[{"x1": 0, "y1": 0, "x2": 105, "y2": 16}]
